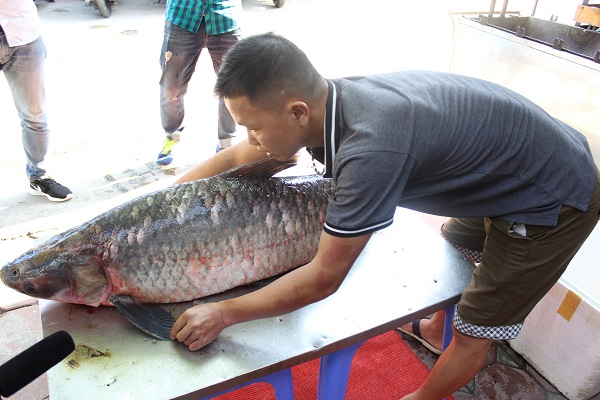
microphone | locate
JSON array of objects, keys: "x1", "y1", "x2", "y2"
[{"x1": 0, "y1": 330, "x2": 75, "y2": 398}]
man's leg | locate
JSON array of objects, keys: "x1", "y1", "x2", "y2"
[
  {"x1": 400, "y1": 218, "x2": 484, "y2": 352},
  {"x1": 2, "y1": 35, "x2": 72, "y2": 202},
  {"x1": 2, "y1": 35, "x2": 49, "y2": 181},
  {"x1": 157, "y1": 21, "x2": 205, "y2": 164},
  {"x1": 401, "y1": 327, "x2": 492, "y2": 400},
  {"x1": 440, "y1": 218, "x2": 485, "y2": 265},
  {"x1": 207, "y1": 29, "x2": 240, "y2": 151},
  {"x1": 403, "y1": 171, "x2": 600, "y2": 399}
]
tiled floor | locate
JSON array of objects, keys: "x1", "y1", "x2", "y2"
[
  {"x1": 401, "y1": 330, "x2": 574, "y2": 400},
  {"x1": 404, "y1": 330, "x2": 600, "y2": 400},
  {"x1": 0, "y1": 292, "x2": 49, "y2": 400}
]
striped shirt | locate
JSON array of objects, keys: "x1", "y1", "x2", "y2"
[{"x1": 165, "y1": 0, "x2": 242, "y2": 35}]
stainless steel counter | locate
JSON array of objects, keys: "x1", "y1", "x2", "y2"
[
  {"x1": 40, "y1": 208, "x2": 474, "y2": 400},
  {"x1": 449, "y1": 16, "x2": 600, "y2": 163}
]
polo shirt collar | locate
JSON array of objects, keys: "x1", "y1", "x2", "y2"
[{"x1": 323, "y1": 80, "x2": 341, "y2": 178}]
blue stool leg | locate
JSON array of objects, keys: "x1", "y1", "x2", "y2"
[
  {"x1": 442, "y1": 304, "x2": 455, "y2": 351},
  {"x1": 255, "y1": 368, "x2": 295, "y2": 400},
  {"x1": 316, "y1": 341, "x2": 364, "y2": 400},
  {"x1": 441, "y1": 304, "x2": 456, "y2": 400},
  {"x1": 199, "y1": 368, "x2": 295, "y2": 400}
]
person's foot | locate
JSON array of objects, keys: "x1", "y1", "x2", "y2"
[
  {"x1": 29, "y1": 176, "x2": 73, "y2": 202},
  {"x1": 156, "y1": 127, "x2": 183, "y2": 166},
  {"x1": 398, "y1": 319, "x2": 443, "y2": 355}
]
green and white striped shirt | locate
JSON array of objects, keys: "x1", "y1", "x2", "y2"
[{"x1": 166, "y1": 0, "x2": 242, "y2": 35}]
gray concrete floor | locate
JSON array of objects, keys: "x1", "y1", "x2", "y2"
[{"x1": 0, "y1": 0, "x2": 589, "y2": 399}]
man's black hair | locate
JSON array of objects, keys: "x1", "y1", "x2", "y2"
[{"x1": 215, "y1": 32, "x2": 323, "y2": 109}]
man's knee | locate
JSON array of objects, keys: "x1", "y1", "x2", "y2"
[{"x1": 451, "y1": 325, "x2": 492, "y2": 356}]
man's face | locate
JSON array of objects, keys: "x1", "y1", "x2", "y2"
[{"x1": 225, "y1": 96, "x2": 308, "y2": 162}]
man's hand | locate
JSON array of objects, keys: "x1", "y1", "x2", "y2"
[
  {"x1": 170, "y1": 303, "x2": 226, "y2": 351},
  {"x1": 170, "y1": 231, "x2": 372, "y2": 351}
]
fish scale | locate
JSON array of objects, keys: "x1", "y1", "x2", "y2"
[{"x1": 1, "y1": 173, "x2": 333, "y2": 309}]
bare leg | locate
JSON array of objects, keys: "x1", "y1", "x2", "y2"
[{"x1": 401, "y1": 326, "x2": 492, "y2": 399}]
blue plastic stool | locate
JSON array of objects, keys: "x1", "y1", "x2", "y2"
[
  {"x1": 199, "y1": 368, "x2": 295, "y2": 400},
  {"x1": 442, "y1": 304, "x2": 455, "y2": 351},
  {"x1": 315, "y1": 304, "x2": 456, "y2": 400},
  {"x1": 441, "y1": 304, "x2": 456, "y2": 400},
  {"x1": 316, "y1": 341, "x2": 364, "y2": 400}
]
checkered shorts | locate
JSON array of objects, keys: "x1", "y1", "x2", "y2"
[
  {"x1": 440, "y1": 229, "x2": 482, "y2": 265},
  {"x1": 453, "y1": 309, "x2": 523, "y2": 340},
  {"x1": 441, "y1": 179, "x2": 599, "y2": 329},
  {"x1": 442, "y1": 227, "x2": 523, "y2": 338}
]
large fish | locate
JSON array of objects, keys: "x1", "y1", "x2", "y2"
[{"x1": 1, "y1": 159, "x2": 333, "y2": 339}]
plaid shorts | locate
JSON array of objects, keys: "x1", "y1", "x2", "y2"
[{"x1": 441, "y1": 168, "x2": 600, "y2": 340}]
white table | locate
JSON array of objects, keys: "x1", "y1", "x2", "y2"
[{"x1": 40, "y1": 208, "x2": 474, "y2": 400}]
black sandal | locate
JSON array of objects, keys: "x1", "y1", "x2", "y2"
[{"x1": 397, "y1": 319, "x2": 442, "y2": 355}]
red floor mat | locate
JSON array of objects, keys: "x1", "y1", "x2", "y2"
[{"x1": 213, "y1": 330, "x2": 453, "y2": 400}]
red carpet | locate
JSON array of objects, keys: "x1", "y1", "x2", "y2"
[{"x1": 213, "y1": 330, "x2": 454, "y2": 400}]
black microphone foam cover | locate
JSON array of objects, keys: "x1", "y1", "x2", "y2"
[{"x1": 0, "y1": 330, "x2": 75, "y2": 397}]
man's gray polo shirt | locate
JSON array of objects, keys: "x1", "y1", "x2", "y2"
[{"x1": 308, "y1": 71, "x2": 597, "y2": 238}]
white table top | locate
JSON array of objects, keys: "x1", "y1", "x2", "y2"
[{"x1": 41, "y1": 208, "x2": 473, "y2": 400}]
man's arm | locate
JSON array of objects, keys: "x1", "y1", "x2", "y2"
[
  {"x1": 173, "y1": 140, "x2": 268, "y2": 184},
  {"x1": 170, "y1": 231, "x2": 373, "y2": 351}
]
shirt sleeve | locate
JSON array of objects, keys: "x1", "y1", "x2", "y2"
[
  {"x1": 324, "y1": 150, "x2": 416, "y2": 237},
  {"x1": 0, "y1": 0, "x2": 42, "y2": 46}
]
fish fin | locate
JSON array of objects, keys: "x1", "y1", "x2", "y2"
[
  {"x1": 109, "y1": 295, "x2": 175, "y2": 341},
  {"x1": 218, "y1": 157, "x2": 297, "y2": 179},
  {"x1": 246, "y1": 274, "x2": 283, "y2": 287}
]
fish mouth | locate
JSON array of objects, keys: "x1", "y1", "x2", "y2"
[
  {"x1": 1, "y1": 260, "x2": 68, "y2": 301},
  {"x1": 0, "y1": 265, "x2": 20, "y2": 292},
  {"x1": 0, "y1": 263, "x2": 13, "y2": 284}
]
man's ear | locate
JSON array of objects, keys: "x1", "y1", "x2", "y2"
[{"x1": 288, "y1": 100, "x2": 310, "y2": 126}]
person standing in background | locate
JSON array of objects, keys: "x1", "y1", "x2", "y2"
[
  {"x1": 0, "y1": 0, "x2": 73, "y2": 202},
  {"x1": 156, "y1": 0, "x2": 243, "y2": 166}
]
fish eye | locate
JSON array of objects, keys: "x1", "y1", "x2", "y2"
[{"x1": 25, "y1": 283, "x2": 35, "y2": 294}]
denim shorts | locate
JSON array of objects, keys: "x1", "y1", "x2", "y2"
[{"x1": 442, "y1": 167, "x2": 600, "y2": 340}]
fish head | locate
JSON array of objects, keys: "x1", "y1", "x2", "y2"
[{"x1": 1, "y1": 231, "x2": 111, "y2": 307}]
